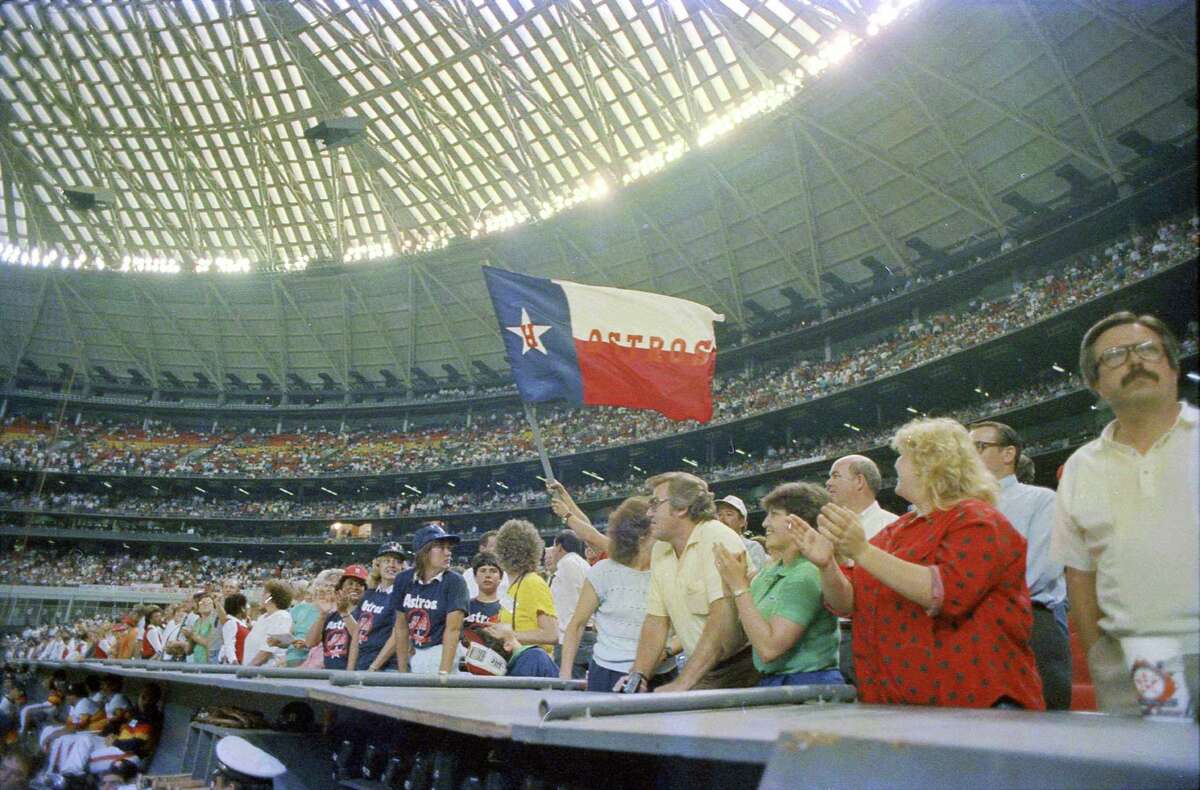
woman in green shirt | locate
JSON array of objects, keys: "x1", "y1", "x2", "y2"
[
  {"x1": 713, "y1": 482, "x2": 843, "y2": 687},
  {"x1": 183, "y1": 595, "x2": 217, "y2": 664}
]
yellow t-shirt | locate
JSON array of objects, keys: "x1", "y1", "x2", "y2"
[
  {"x1": 646, "y1": 519, "x2": 746, "y2": 656},
  {"x1": 501, "y1": 573, "x2": 557, "y2": 654}
]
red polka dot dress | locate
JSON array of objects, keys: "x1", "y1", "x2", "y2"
[{"x1": 850, "y1": 499, "x2": 1045, "y2": 709}]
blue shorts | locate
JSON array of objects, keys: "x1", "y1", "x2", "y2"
[
  {"x1": 586, "y1": 661, "x2": 626, "y2": 693},
  {"x1": 586, "y1": 659, "x2": 678, "y2": 692},
  {"x1": 510, "y1": 648, "x2": 559, "y2": 678},
  {"x1": 757, "y1": 668, "x2": 845, "y2": 687}
]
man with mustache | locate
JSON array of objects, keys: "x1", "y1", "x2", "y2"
[{"x1": 1053, "y1": 311, "x2": 1198, "y2": 714}]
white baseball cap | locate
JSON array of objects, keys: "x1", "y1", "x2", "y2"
[
  {"x1": 214, "y1": 735, "x2": 286, "y2": 781},
  {"x1": 715, "y1": 495, "x2": 747, "y2": 519}
]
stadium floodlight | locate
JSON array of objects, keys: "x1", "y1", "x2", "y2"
[
  {"x1": 320, "y1": 487, "x2": 338, "y2": 496},
  {"x1": 582, "y1": 470, "x2": 604, "y2": 481},
  {"x1": 843, "y1": 423, "x2": 861, "y2": 432},
  {"x1": 62, "y1": 186, "x2": 114, "y2": 211},
  {"x1": 1051, "y1": 364, "x2": 1066, "y2": 373},
  {"x1": 303, "y1": 117, "x2": 368, "y2": 150},
  {"x1": 446, "y1": 481, "x2": 456, "y2": 488},
  {"x1": 1187, "y1": 372, "x2": 1200, "y2": 383}
]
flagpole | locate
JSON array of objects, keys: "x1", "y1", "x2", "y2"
[{"x1": 522, "y1": 402, "x2": 555, "y2": 484}]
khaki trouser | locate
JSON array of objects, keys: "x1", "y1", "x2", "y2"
[
  {"x1": 692, "y1": 643, "x2": 760, "y2": 690},
  {"x1": 1089, "y1": 632, "x2": 1199, "y2": 718}
]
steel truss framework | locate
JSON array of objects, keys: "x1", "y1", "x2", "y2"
[{"x1": 0, "y1": 0, "x2": 1195, "y2": 395}]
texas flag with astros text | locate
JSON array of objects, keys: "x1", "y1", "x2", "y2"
[{"x1": 483, "y1": 266, "x2": 724, "y2": 422}]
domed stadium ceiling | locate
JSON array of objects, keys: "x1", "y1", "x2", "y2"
[{"x1": 0, "y1": 0, "x2": 1195, "y2": 396}]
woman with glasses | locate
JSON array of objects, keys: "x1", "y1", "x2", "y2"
[
  {"x1": 713, "y1": 482, "x2": 842, "y2": 687},
  {"x1": 792, "y1": 417, "x2": 1044, "y2": 709}
]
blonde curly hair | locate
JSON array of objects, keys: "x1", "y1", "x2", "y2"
[
  {"x1": 495, "y1": 518, "x2": 545, "y2": 576},
  {"x1": 892, "y1": 417, "x2": 998, "y2": 512}
]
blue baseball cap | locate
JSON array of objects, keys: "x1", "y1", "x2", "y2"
[
  {"x1": 375, "y1": 541, "x2": 407, "y2": 560},
  {"x1": 411, "y1": 522, "x2": 462, "y2": 555}
]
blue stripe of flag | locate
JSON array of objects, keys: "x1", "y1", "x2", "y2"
[{"x1": 483, "y1": 266, "x2": 583, "y2": 405}]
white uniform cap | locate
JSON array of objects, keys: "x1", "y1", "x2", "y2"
[
  {"x1": 214, "y1": 735, "x2": 287, "y2": 780},
  {"x1": 716, "y1": 495, "x2": 747, "y2": 519}
]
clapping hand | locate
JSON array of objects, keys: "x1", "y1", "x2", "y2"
[
  {"x1": 334, "y1": 587, "x2": 355, "y2": 615},
  {"x1": 816, "y1": 503, "x2": 868, "y2": 561},
  {"x1": 712, "y1": 544, "x2": 749, "y2": 593},
  {"x1": 316, "y1": 590, "x2": 335, "y2": 615},
  {"x1": 784, "y1": 514, "x2": 835, "y2": 569}
]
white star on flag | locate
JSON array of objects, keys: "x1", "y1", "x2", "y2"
[{"x1": 506, "y1": 307, "x2": 552, "y2": 354}]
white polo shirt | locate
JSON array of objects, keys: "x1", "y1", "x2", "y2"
[
  {"x1": 859, "y1": 501, "x2": 899, "y2": 541},
  {"x1": 1053, "y1": 401, "x2": 1199, "y2": 653},
  {"x1": 241, "y1": 609, "x2": 293, "y2": 666},
  {"x1": 550, "y1": 552, "x2": 591, "y2": 641}
]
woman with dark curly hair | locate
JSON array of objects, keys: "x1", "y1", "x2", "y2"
[
  {"x1": 559, "y1": 495, "x2": 678, "y2": 691},
  {"x1": 485, "y1": 519, "x2": 558, "y2": 665}
]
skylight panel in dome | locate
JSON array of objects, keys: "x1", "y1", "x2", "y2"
[{"x1": 0, "y1": 0, "x2": 926, "y2": 271}]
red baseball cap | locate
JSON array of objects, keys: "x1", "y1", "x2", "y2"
[{"x1": 339, "y1": 564, "x2": 370, "y2": 585}]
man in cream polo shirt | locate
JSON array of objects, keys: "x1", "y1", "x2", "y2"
[
  {"x1": 1054, "y1": 312, "x2": 1199, "y2": 715},
  {"x1": 622, "y1": 472, "x2": 758, "y2": 692}
]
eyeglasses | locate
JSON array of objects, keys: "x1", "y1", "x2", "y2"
[
  {"x1": 1096, "y1": 340, "x2": 1164, "y2": 370},
  {"x1": 973, "y1": 440, "x2": 1006, "y2": 453},
  {"x1": 647, "y1": 497, "x2": 667, "y2": 509}
]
